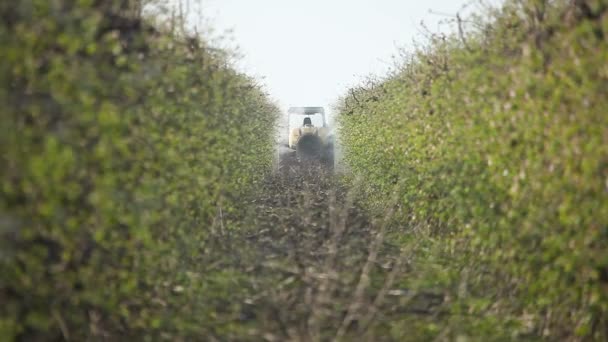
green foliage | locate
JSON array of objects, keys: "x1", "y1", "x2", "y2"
[
  {"x1": 337, "y1": 0, "x2": 608, "y2": 339},
  {"x1": 0, "y1": 1, "x2": 278, "y2": 339}
]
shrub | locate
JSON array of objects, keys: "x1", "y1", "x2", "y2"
[
  {"x1": 337, "y1": 0, "x2": 608, "y2": 339},
  {"x1": 0, "y1": 1, "x2": 278, "y2": 339}
]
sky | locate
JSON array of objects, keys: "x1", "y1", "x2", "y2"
[{"x1": 184, "y1": 0, "x2": 488, "y2": 121}]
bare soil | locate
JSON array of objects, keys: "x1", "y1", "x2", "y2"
[{"x1": 211, "y1": 164, "x2": 445, "y2": 341}]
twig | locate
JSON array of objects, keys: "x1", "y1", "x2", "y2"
[
  {"x1": 52, "y1": 309, "x2": 70, "y2": 341},
  {"x1": 219, "y1": 206, "x2": 225, "y2": 236},
  {"x1": 358, "y1": 236, "x2": 421, "y2": 336},
  {"x1": 457, "y1": 13, "x2": 473, "y2": 52},
  {"x1": 333, "y1": 208, "x2": 391, "y2": 341},
  {"x1": 307, "y1": 177, "x2": 363, "y2": 341},
  {"x1": 350, "y1": 88, "x2": 361, "y2": 106}
]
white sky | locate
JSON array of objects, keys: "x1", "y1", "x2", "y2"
[{"x1": 184, "y1": 0, "x2": 490, "y2": 120}]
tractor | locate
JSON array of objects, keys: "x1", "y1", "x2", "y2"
[{"x1": 280, "y1": 107, "x2": 334, "y2": 170}]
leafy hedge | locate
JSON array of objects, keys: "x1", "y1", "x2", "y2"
[
  {"x1": 1, "y1": 1, "x2": 278, "y2": 339},
  {"x1": 337, "y1": 0, "x2": 607, "y2": 339}
]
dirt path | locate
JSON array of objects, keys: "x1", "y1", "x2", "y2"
[{"x1": 211, "y1": 166, "x2": 445, "y2": 341}]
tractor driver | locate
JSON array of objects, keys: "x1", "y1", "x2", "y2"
[{"x1": 303, "y1": 117, "x2": 313, "y2": 127}]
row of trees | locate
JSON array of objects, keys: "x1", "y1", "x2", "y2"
[
  {"x1": 337, "y1": 0, "x2": 608, "y2": 339},
  {"x1": 1, "y1": 1, "x2": 278, "y2": 339}
]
